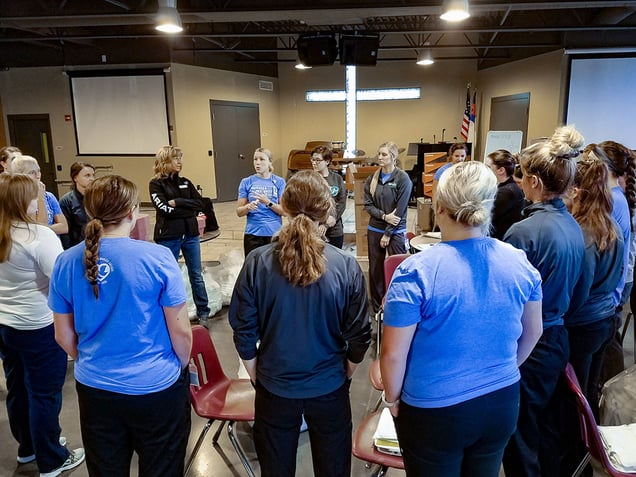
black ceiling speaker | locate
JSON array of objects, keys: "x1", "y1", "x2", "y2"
[
  {"x1": 296, "y1": 33, "x2": 338, "y2": 67},
  {"x1": 339, "y1": 34, "x2": 380, "y2": 66}
]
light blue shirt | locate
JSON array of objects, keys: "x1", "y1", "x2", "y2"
[{"x1": 238, "y1": 174, "x2": 285, "y2": 236}]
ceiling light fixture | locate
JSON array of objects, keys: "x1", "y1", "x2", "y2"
[
  {"x1": 294, "y1": 60, "x2": 312, "y2": 70},
  {"x1": 155, "y1": 0, "x2": 183, "y2": 34},
  {"x1": 416, "y1": 49, "x2": 435, "y2": 65},
  {"x1": 440, "y1": 0, "x2": 470, "y2": 22}
]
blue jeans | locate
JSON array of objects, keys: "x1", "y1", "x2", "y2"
[
  {"x1": 157, "y1": 235, "x2": 210, "y2": 318},
  {"x1": 0, "y1": 323, "x2": 70, "y2": 473},
  {"x1": 395, "y1": 383, "x2": 520, "y2": 477}
]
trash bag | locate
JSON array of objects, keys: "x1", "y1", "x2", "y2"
[
  {"x1": 214, "y1": 248, "x2": 244, "y2": 306},
  {"x1": 600, "y1": 364, "x2": 636, "y2": 426},
  {"x1": 180, "y1": 264, "x2": 223, "y2": 318}
]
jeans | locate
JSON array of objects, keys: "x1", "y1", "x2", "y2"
[
  {"x1": 76, "y1": 368, "x2": 191, "y2": 477},
  {"x1": 253, "y1": 381, "x2": 352, "y2": 477},
  {"x1": 0, "y1": 323, "x2": 69, "y2": 473},
  {"x1": 157, "y1": 234, "x2": 210, "y2": 318},
  {"x1": 395, "y1": 383, "x2": 519, "y2": 477}
]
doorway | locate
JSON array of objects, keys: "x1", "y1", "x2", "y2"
[
  {"x1": 210, "y1": 100, "x2": 261, "y2": 202},
  {"x1": 489, "y1": 93, "x2": 530, "y2": 148},
  {"x1": 8, "y1": 114, "x2": 59, "y2": 197}
]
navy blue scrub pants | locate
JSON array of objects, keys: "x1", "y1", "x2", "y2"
[
  {"x1": 253, "y1": 380, "x2": 352, "y2": 477},
  {"x1": 367, "y1": 229, "x2": 407, "y2": 313},
  {"x1": 395, "y1": 383, "x2": 519, "y2": 477}
]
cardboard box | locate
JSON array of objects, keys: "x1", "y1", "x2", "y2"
[{"x1": 417, "y1": 197, "x2": 434, "y2": 233}]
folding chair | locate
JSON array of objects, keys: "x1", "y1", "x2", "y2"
[
  {"x1": 563, "y1": 362, "x2": 636, "y2": 477},
  {"x1": 352, "y1": 359, "x2": 405, "y2": 476},
  {"x1": 186, "y1": 325, "x2": 256, "y2": 477},
  {"x1": 375, "y1": 254, "x2": 410, "y2": 357}
]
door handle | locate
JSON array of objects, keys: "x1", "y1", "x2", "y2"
[{"x1": 239, "y1": 154, "x2": 245, "y2": 160}]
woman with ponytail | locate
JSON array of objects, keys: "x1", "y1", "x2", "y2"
[
  {"x1": 0, "y1": 174, "x2": 83, "y2": 476},
  {"x1": 381, "y1": 162, "x2": 542, "y2": 476},
  {"x1": 229, "y1": 170, "x2": 371, "y2": 477},
  {"x1": 49, "y1": 175, "x2": 192, "y2": 477}
]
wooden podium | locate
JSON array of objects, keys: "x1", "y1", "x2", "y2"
[{"x1": 409, "y1": 143, "x2": 472, "y2": 198}]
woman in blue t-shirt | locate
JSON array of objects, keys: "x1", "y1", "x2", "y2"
[
  {"x1": 381, "y1": 161, "x2": 543, "y2": 477},
  {"x1": 50, "y1": 175, "x2": 192, "y2": 477},
  {"x1": 236, "y1": 147, "x2": 286, "y2": 256}
]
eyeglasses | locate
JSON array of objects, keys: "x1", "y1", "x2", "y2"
[{"x1": 310, "y1": 157, "x2": 325, "y2": 163}]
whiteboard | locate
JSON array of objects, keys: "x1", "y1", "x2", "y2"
[{"x1": 484, "y1": 131, "x2": 523, "y2": 160}]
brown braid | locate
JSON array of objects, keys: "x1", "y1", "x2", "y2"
[
  {"x1": 83, "y1": 219, "x2": 104, "y2": 298},
  {"x1": 597, "y1": 141, "x2": 636, "y2": 229}
]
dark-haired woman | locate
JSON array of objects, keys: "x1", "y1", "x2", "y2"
[
  {"x1": 0, "y1": 174, "x2": 84, "y2": 476},
  {"x1": 50, "y1": 175, "x2": 192, "y2": 477},
  {"x1": 502, "y1": 126, "x2": 586, "y2": 477},
  {"x1": 229, "y1": 170, "x2": 371, "y2": 477},
  {"x1": 485, "y1": 149, "x2": 525, "y2": 239},
  {"x1": 311, "y1": 145, "x2": 346, "y2": 249},
  {"x1": 59, "y1": 162, "x2": 95, "y2": 248}
]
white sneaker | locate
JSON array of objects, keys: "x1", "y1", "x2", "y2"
[
  {"x1": 17, "y1": 437, "x2": 67, "y2": 464},
  {"x1": 39, "y1": 448, "x2": 85, "y2": 477}
]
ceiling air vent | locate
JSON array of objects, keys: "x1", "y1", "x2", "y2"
[{"x1": 259, "y1": 80, "x2": 274, "y2": 91}]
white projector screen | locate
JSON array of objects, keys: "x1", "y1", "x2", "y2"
[
  {"x1": 566, "y1": 56, "x2": 636, "y2": 149},
  {"x1": 71, "y1": 73, "x2": 170, "y2": 155}
]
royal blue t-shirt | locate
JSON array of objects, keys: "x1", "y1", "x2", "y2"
[{"x1": 238, "y1": 174, "x2": 285, "y2": 236}]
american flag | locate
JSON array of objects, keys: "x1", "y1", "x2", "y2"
[{"x1": 460, "y1": 86, "x2": 470, "y2": 141}]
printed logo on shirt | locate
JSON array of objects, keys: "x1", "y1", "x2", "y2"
[
  {"x1": 97, "y1": 257, "x2": 114, "y2": 284},
  {"x1": 330, "y1": 185, "x2": 339, "y2": 197}
]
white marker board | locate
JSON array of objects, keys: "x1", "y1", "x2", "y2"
[{"x1": 484, "y1": 131, "x2": 523, "y2": 159}]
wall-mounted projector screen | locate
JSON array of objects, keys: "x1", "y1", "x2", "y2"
[
  {"x1": 566, "y1": 56, "x2": 636, "y2": 149},
  {"x1": 70, "y1": 71, "x2": 170, "y2": 155}
]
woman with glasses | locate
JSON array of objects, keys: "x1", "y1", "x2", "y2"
[
  {"x1": 236, "y1": 148, "x2": 286, "y2": 257},
  {"x1": 311, "y1": 145, "x2": 346, "y2": 249},
  {"x1": 150, "y1": 146, "x2": 210, "y2": 325},
  {"x1": 363, "y1": 141, "x2": 412, "y2": 313}
]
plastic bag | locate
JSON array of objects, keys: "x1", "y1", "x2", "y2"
[
  {"x1": 214, "y1": 248, "x2": 245, "y2": 306},
  {"x1": 180, "y1": 264, "x2": 223, "y2": 318},
  {"x1": 600, "y1": 364, "x2": 636, "y2": 425}
]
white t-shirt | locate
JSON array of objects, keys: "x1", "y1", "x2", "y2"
[{"x1": 0, "y1": 223, "x2": 63, "y2": 330}]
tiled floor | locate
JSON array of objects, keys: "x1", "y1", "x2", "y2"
[{"x1": 0, "y1": 200, "x2": 632, "y2": 476}]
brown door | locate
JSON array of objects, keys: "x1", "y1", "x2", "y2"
[
  {"x1": 8, "y1": 114, "x2": 59, "y2": 197},
  {"x1": 489, "y1": 93, "x2": 530, "y2": 148},
  {"x1": 210, "y1": 100, "x2": 261, "y2": 202}
]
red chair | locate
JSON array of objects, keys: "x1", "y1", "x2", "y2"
[
  {"x1": 186, "y1": 325, "x2": 256, "y2": 477},
  {"x1": 375, "y1": 254, "x2": 410, "y2": 356},
  {"x1": 352, "y1": 360, "x2": 405, "y2": 476},
  {"x1": 563, "y1": 362, "x2": 636, "y2": 477}
]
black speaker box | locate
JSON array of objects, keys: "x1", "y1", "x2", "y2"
[
  {"x1": 339, "y1": 34, "x2": 380, "y2": 66},
  {"x1": 297, "y1": 34, "x2": 338, "y2": 67}
]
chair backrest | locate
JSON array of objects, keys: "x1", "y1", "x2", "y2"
[
  {"x1": 189, "y1": 325, "x2": 230, "y2": 396},
  {"x1": 384, "y1": 254, "x2": 410, "y2": 290},
  {"x1": 563, "y1": 363, "x2": 632, "y2": 477}
]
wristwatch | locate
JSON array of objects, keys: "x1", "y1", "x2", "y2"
[
  {"x1": 266, "y1": 201, "x2": 274, "y2": 208},
  {"x1": 381, "y1": 391, "x2": 398, "y2": 407}
]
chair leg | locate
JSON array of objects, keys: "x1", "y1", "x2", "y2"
[
  {"x1": 571, "y1": 452, "x2": 591, "y2": 477},
  {"x1": 372, "y1": 464, "x2": 390, "y2": 477},
  {"x1": 227, "y1": 421, "x2": 256, "y2": 477},
  {"x1": 375, "y1": 311, "x2": 383, "y2": 358},
  {"x1": 212, "y1": 420, "x2": 227, "y2": 444},
  {"x1": 620, "y1": 312, "x2": 632, "y2": 346},
  {"x1": 184, "y1": 418, "x2": 215, "y2": 476}
]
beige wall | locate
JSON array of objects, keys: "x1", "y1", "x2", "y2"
[
  {"x1": 169, "y1": 63, "x2": 281, "y2": 199},
  {"x1": 0, "y1": 64, "x2": 281, "y2": 202},
  {"x1": 476, "y1": 50, "x2": 566, "y2": 159},
  {"x1": 0, "y1": 51, "x2": 566, "y2": 201},
  {"x1": 278, "y1": 59, "x2": 478, "y2": 170}
]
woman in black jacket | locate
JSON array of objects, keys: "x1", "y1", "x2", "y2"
[{"x1": 149, "y1": 145, "x2": 210, "y2": 325}]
